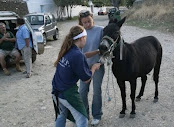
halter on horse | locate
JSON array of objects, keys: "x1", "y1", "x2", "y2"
[{"x1": 99, "y1": 33, "x2": 124, "y2": 64}]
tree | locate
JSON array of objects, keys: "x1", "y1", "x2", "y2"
[
  {"x1": 126, "y1": 0, "x2": 136, "y2": 8},
  {"x1": 92, "y1": 0, "x2": 113, "y2": 6},
  {"x1": 53, "y1": 0, "x2": 82, "y2": 19},
  {"x1": 110, "y1": 0, "x2": 121, "y2": 8}
]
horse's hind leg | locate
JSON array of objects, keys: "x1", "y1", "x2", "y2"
[
  {"x1": 136, "y1": 75, "x2": 147, "y2": 101},
  {"x1": 153, "y1": 65, "x2": 160, "y2": 102},
  {"x1": 117, "y1": 80, "x2": 127, "y2": 118}
]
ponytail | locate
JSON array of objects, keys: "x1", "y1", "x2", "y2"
[{"x1": 54, "y1": 25, "x2": 84, "y2": 66}]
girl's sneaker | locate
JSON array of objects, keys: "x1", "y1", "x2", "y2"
[{"x1": 91, "y1": 119, "x2": 100, "y2": 126}]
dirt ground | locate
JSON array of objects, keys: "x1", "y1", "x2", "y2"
[{"x1": 0, "y1": 15, "x2": 174, "y2": 127}]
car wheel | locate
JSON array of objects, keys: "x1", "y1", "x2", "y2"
[
  {"x1": 43, "y1": 34, "x2": 47, "y2": 45},
  {"x1": 32, "y1": 50, "x2": 37, "y2": 63},
  {"x1": 53, "y1": 29, "x2": 59, "y2": 40}
]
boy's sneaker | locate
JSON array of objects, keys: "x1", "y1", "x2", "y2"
[
  {"x1": 91, "y1": 119, "x2": 100, "y2": 126},
  {"x1": 26, "y1": 73, "x2": 32, "y2": 78},
  {"x1": 3, "y1": 68, "x2": 10, "y2": 76}
]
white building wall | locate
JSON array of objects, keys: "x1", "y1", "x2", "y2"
[
  {"x1": 23, "y1": 0, "x2": 102, "y2": 18},
  {"x1": 23, "y1": 0, "x2": 58, "y2": 17}
]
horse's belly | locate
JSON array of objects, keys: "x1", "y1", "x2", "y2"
[
  {"x1": 112, "y1": 65, "x2": 132, "y2": 81},
  {"x1": 112, "y1": 63, "x2": 153, "y2": 81}
]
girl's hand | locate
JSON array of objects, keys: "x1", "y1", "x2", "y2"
[{"x1": 92, "y1": 63, "x2": 101, "y2": 71}]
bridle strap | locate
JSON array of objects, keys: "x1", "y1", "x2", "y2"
[
  {"x1": 100, "y1": 34, "x2": 124, "y2": 62},
  {"x1": 120, "y1": 35, "x2": 124, "y2": 60},
  {"x1": 102, "y1": 35, "x2": 120, "y2": 54},
  {"x1": 102, "y1": 35, "x2": 119, "y2": 45}
]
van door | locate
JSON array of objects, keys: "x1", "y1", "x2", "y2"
[
  {"x1": 50, "y1": 14, "x2": 57, "y2": 35},
  {"x1": 24, "y1": 18, "x2": 44, "y2": 54},
  {"x1": 44, "y1": 15, "x2": 52, "y2": 37}
]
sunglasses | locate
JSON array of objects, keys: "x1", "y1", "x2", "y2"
[{"x1": 79, "y1": 10, "x2": 91, "y2": 18}]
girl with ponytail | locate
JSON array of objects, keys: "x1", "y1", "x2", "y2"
[{"x1": 52, "y1": 25, "x2": 101, "y2": 127}]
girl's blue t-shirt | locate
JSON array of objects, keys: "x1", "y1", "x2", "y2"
[{"x1": 52, "y1": 45, "x2": 92, "y2": 97}]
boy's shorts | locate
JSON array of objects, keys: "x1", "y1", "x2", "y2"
[{"x1": 0, "y1": 48, "x2": 19, "y2": 57}]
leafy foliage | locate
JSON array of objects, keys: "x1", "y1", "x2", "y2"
[
  {"x1": 126, "y1": 0, "x2": 135, "y2": 8},
  {"x1": 53, "y1": 0, "x2": 82, "y2": 19}
]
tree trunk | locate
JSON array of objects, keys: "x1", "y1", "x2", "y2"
[
  {"x1": 56, "y1": 6, "x2": 65, "y2": 21},
  {"x1": 66, "y1": 6, "x2": 69, "y2": 18},
  {"x1": 111, "y1": 0, "x2": 121, "y2": 8},
  {"x1": 70, "y1": 5, "x2": 73, "y2": 19}
]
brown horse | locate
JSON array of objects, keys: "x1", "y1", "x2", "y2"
[{"x1": 99, "y1": 17, "x2": 162, "y2": 118}]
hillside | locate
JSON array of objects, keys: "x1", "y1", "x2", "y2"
[{"x1": 124, "y1": 0, "x2": 174, "y2": 34}]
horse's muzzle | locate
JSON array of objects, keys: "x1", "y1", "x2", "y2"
[{"x1": 99, "y1": 45, "x2": 109, "y2": 55}]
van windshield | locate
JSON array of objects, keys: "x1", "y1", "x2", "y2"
[{"x1": 26, "y1": 15, "x2": 44, "y2": 25}]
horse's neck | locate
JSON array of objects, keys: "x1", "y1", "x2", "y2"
[
  {"x1": 113, "y1": 39, "x2": 129, "y2": 60},
  {"x1": 113, "y1": 38, "x2": 126, "y2": 60}
]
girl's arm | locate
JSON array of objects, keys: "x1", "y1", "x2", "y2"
[
  {"x1": 84, "y1": 49, "x2": 100, "y2": 58},
  {"x1": 84, "y1": 63, "x2": 101, "y2": 84}
]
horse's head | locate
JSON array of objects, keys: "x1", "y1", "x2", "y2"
[{"x1": 99, "y1": 17, "x2": 126, "y2": 56}]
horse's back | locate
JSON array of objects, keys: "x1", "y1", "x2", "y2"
[{"x1": 133, "y1": 36, "x2": 162, "y2": 52}]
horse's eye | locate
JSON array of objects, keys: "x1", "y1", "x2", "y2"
[{"x1": 115, "y1": 31, "x2": 119, "y2": 35}]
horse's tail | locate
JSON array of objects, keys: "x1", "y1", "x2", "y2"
[{"x1": 153, "y1": 40, "x2": 162, "y2": 84}]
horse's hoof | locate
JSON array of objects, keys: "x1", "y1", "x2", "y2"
[
  {"x1": 130, "y1": 114, "x2": 136, "y2": 118},
  {"x1": 153, "y1": 98, "x2": 158, "y2": 103},
  {"x1": 119, "y1": 114, "x2": 125, "y2": 118},
  {"x1": 135, "y1": 97, "x2": 141, "y2": 102}
]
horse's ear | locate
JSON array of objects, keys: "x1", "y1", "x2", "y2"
[{"x1": 117, "y1": 16, "x2": 126, "y2": 28}]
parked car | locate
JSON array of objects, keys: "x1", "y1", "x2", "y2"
[
  {"x1": 0, "y1": 11, "x2": 44, "y2": 63},
  {"x1": 98, "y1": 8, "x2": 107, "y2": 15},
  {"x1": 25, "y1": 13, "x2": 59, "y2": 45},
  {"x1": 108, "y1": 7, "x2": 121, "y2": 21}
]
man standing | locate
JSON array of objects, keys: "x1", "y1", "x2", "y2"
[
  {"x1": 0, "y1": 22, "x2": 22, "y2": 75},
  {"x1": 16, "y1": 18, "x2": 33, "y2": 78}
]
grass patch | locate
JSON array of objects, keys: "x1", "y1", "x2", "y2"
[
  {"x1": 123, "y1": 0, "x2": 174, "y2": 34},
  {"x1": 126, "y1": 20, "x2": 174, "y2": 33}
]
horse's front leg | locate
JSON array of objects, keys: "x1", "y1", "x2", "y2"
[
  {"x1": 129, "y1": 79, "x2": 137, "y2": 118},
  {"x1": 117, "y1": 80, "x2": 127, "y2": 118}
]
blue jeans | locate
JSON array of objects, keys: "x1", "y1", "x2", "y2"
[
  {"x1": 79, "y1": 65, "x2": 105, "y2": 119},
  {"x1": 55, "y1": 97, "x2": 88, "y2": 127}
]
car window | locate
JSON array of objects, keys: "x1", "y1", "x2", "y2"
[
  {"x1": 26, "y1": 15, "x2": 44, "y2": 25},
  {"x1": 45, "y1": 16, "x2": 51, "y2": 24}
]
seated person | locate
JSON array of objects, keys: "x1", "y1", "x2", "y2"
[
  {"x1": 9, "y1": 21, "x2": 17, "y2": 35},
  {"x1": 0, "y1": 22, "x2": 22, "y2": 75},
  {"x1": 31, "y1": 17, "x2": 38, "y2": 24}
]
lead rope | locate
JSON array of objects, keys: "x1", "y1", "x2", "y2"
[
  {"x1": 104, "y1": 60, "x2": 117, "y2": 110},
  {"x1": 104, "y1": 60, "x2": 111, "y2": 106},
  {"x1": 111, "y1": 70, "x2": 117, "y2": 110},
  {"x1": 102, "y1": 35, "x2": 123, "y2": 109}
]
